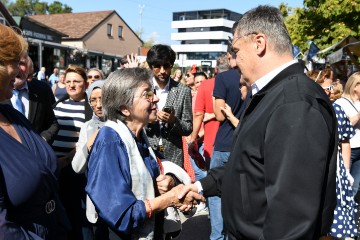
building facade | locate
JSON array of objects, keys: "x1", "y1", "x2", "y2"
[
  {"x1": 171, "y1": 9, "x2": 241, "y2": 73},
  {"x1": 30, "y1": 10, "x2": 143, "y2": 76}
]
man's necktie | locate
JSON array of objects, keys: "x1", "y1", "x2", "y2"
[{"x1": 13, "y1": 89, "x2": 25, "y2": 115}]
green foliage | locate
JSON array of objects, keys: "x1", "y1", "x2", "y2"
[
  {"x1": 3, "y1": 0, "x2": 72, "y2": 16},
  {"x1": 143, "y1": 37, "x2": 155, "y2": 48},
  {"x1": 47, "y1": 1, "x2": 72, "y2": 14},
  {"x1": 281, "y1": 0, "x2": 360, "y2": 53}
]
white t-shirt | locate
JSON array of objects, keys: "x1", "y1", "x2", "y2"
[{"x1": 335, "y1": 97, "x2": 360, "y2": 148}]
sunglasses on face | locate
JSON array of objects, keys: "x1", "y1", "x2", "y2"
[
  {"x1": 87, "y1": 75, "x2": 100, "y2": 80},
  {"x1": 152, "y1": 64, "x2": 172, "y2": 70},
  {"x1": 322, "y1": 85, "x2": 334, "y2": 91}
]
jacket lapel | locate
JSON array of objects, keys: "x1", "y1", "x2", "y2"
[
  {"x1": 28, "y1": 87, "x2": 38, "y2": 123},
  {"x1": 164, "y1": 79, "x2": 178, "y2": 107}
]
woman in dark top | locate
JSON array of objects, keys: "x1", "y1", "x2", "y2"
[{"x1": 0, "y1": 23, "x2": 69, "y2": 239}]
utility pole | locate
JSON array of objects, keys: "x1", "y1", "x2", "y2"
[{"x1": 138, "y1": 4, "x2": 145, "y2": 39}]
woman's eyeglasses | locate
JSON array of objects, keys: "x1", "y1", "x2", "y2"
[
  {"x1": 90, "y1": 98, "x2": 102, "y2": 106},
  {"x1": 139, "y1": 90, "x2": 155, "y2": 102},
  {"x1": 87, "y1": 75, "x2": 100, "y2": 80}
]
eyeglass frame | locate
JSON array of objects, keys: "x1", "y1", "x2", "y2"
[
  {"x1": 135, "y1": 89, "x2": 156, "y2": 102},
  {"x1": 87, "y1": 74, "x2": 101, "y2": 80},
  {"x1": 322, "y1": 85, "x2": 334, "y2": 91},
  {"x1": 151, "y1": 63, "x2": 173, "y2": 70},
  {"x1": 229, "y1": 32, "x2": 259, "y2": 54},
  {"x1": 89, "y1": 98, "x2": 102, "y2": 106}
]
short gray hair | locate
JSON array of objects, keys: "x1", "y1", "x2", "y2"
[
  {"x1": 236, "y1": 5, "x2": 292, "y2": 55},
  {"x1": 216, "y1": 53, "x2": 230, "y2": 73},
  {"x1": 102, "y1": 68, "x2": 153, "y2": 122}
]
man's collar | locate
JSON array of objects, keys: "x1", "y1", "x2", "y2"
[
  {"x1": 152, "y1": 77, "x2": 170, "y2": 91},
  {"x1": 14, "y1": 80, "x2": 28, "y2": 91},
  {"x1": 251, "y1": 59, "x2": 297, "y2": 95}
]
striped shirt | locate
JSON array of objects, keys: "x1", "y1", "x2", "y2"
[{"x1": 52, "y1": 99, "x2": 86, "y2": 157}]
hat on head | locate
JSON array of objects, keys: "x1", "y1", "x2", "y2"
[{"x1": 87, "y1": 80, "x2": 105, "y2": 101}]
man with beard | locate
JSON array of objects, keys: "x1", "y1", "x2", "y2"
[
  {"x1": 145, "y1": 44, "x2": 193, "y2": 168},
  {"x1": 4, "y1": 51, "x2": 58, "y2": 143}
]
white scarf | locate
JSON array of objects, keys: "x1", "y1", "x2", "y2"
[{"x1": 105, "y1": 120, "x2": 157, "y2": 239}]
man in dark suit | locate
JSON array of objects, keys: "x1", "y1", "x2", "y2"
[
  {"x1": 6, "y1": 52, "x2": 58, "y2": 144},
  {"x1": 145, "y1": 44, "x2": 193, "y2": 167},
  {"x1": 179, "y1": 5, "x2": 337, "y2": 239}
]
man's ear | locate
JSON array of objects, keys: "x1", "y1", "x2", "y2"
[
  {"x1": 254, "y1": 33, "x2": 266, "y2": 55},
  {"x1": 119, "y1": 105, "x2": 130, "y2": 117}
]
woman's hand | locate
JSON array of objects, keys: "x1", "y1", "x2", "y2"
[
  {"x1": 156, "y1": 174, "x2": 175, "y2": 195},
  {"x1": 203, "y1": 112, "x2": 215, "y2": 122}
]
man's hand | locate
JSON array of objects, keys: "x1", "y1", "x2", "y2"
[
  {"x1": 170, "y1": 184, "x2": 204, "y2": 212},
  {"x1": 157, "y1": 109, "x2": 176, "y2": 125},
  {"x1": 156, "y1": 174, "x2": 175, "y2": 195}
]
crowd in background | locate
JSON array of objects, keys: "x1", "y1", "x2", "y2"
[{"x1": 1, "y1": 4, "x2": 360, "y2": 240}]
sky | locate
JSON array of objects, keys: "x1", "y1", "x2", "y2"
[{"x1": 59, "y1": 0, "x2": 304, "y2": 45}]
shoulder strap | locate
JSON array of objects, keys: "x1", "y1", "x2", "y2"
[{"x1": 341, "y1": 97, "x2": 359, "y2": 112}]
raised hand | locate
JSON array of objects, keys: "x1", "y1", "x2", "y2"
[{"x1": 124, "y1": 53, "x2": 139, "y2": 68}]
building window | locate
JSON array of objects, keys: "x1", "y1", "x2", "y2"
[
  {"x1": 107, "y1": 24, "x2": 112, "y2": 36},
  {"x1": 118, "y1": 26, "x2": 123, "y2": 38}
]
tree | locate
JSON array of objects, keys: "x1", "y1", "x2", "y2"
[
  {"x1": 280, "y1": 0, "x2": 360, "y2": 53},
  {"x1": 143, "y1": 37, "x2": 155, "y2": 49},
  {"x1": 47, "y1": 1, "x2": 72, "y2": 14},
  {"x1": 3, "y1": 0, "x2": 72, "y2": 16}
]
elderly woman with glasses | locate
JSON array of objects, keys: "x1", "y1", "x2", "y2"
[{"x1": 86, "y1": 68, "x2": 204, "y2": 239}]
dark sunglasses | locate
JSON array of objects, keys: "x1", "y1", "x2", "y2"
[
  {"x1": 87, "y1": 75, "x2": 100, "y2": 79},
  {"x1": 152, "y1": 64, "x2": 172, "y2": 70}
]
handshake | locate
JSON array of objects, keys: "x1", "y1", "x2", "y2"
[{"x1": 156, "y1": 175, "x2": 204, "y2": 212}]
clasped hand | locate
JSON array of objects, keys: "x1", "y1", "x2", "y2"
[{"x1": 156, "y1": 175, "x2": 204, "y2": 212}]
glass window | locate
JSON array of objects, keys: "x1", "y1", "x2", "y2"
[
  {"x1": 107, "y1": 24, "x2": 112, "y2": 36},
  {"x1": 118, "y1": 26, "x2": 123, "y2": 38}
]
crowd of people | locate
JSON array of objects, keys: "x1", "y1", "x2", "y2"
[{"x1": 0, "y1": 4, "x2": 359, "y2": 240}]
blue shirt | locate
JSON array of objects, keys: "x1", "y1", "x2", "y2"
[
  {"x1": 213, "y1": 69, "x2": 244, "y2": 152},
  {"x1": 86, "y1": 126, "x2": 160, "y2": 236},
  {"x1": 49, "y1": 73, "x2": 58, "y2": 88}
]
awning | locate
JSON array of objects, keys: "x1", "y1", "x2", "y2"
[
  {"x1": 326, "y1": 41, "x2": 360, "y2": 64},
  {"x1": 317, "y1": 36, "x2": 359, "y2": 55},
  {"x1": 26, "y1": 37, "x2": 76, "y2": 50}
]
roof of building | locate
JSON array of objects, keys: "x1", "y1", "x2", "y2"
[
  {"x1": 29, "y1": 10, "x2": 115, "y2": 39},
  {"x1": 0, "y1": 2, "x2": 18, "y2": 26}
]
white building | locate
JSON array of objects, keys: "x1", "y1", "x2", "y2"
[{"x1": 171, "y1": 9, "x2": 242, "y2": 73}]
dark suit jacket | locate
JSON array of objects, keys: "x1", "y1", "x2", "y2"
[
  {"x1": 145, "y1": 78, "x2": 192, "y2": 167},
  {"x1": 201, "y1": 63, "x2": 338, "y2": 239},
  {"x1": 3, "y1": 80, "x2": 59, "y2": 144}
]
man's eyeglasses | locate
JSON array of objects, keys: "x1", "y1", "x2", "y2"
[
  {"x1": 322, "y1": 85, "x2": 334, "y2": 91},
  {"x1": 88, "y1": 75, "x2": 100, "y2": 80},
  {"x1": 228, "y1": 32, "x2": 258, "y2": 54},
  {"x1": 152, "y1": 64, "x2": 172, "y2": 70}
]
